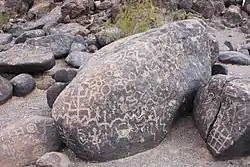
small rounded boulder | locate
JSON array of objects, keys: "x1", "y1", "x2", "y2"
[{"x1": 11, "y1": 73, "x2": 36, "y2": 97}]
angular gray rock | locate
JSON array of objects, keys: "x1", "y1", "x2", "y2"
[
  {"x1": 61, "y1": 0, "x2": 94, "y2": 19},
  {"x1": 212, "y1": 64, "x2": 228, "y2": 75},
  {"x1": 218, "y1": 51, "x2": 250, "y2": 65},
  {"x1": 70, "y1": 35, "x2": 87, "y2": 52},
  {"x1": 26, "y1": 34, "x2": 75, "y2": 58},
  {"x1": 15, "y1": 29, "x2": 46, "y2": 44},
  {"x1": 0, "y1": 75, "x2": 13, "y2": 104},
  {"x1": 95, "y1": 0, "x2": 112, "y2": 10},
  {"x1": 0, "y1": 33, "x2": 13, "y2": 45},
  {"x1": 95, "y1": 27, "x2": 124, "y2": 47},
  {"x1": 65, "y1": 51, "x2": 91, "y2": 68},
  {"x1": 4, "y1": 22, "x2": 44, "y2": 37},
  {"x1": 0, "y1": 43, "x2": 55, "y2": 73},
  {"x1": 0, "y1": 116, "x2": 61, "y2": 167},
  {"x1": 36, "y1": 152, "x2": 72, "y2": 167},
  {"x1": 28, "y1": 0, "x2": 56, "y2": 20},
  {"x1": 53, "y1": 68, "x2": 77, "y2": 83},
  {"x1": 222, "y1": 5, "x2": 243, "y2": 27},
  {"x1": 47, "y1": 23, "x2": 90, "y2": 36},
  {"x1": 52, "y1": 19, "x2": 218, "y2": 161},
  {"x1": 5, "y1": 0, "x2": 33, "y2": 14},
  {"x1": 192, "y1": 0, "x2": 215, "y2": 19},
  {"x1": 193, "y1": 75, "x2": 250, "y2": 159},
  {"x1": 32, "y1": 6, "x2": 63, "y2": 29},
  {"x1": 70, "y1": 42, "x2": 87, "y2": 52},
  {"x1": 47, "y1": 82, "x2": 68, "y2": 108},
  {"x1": 11, "y1": 73, "x2": 36, "y2": 97}
]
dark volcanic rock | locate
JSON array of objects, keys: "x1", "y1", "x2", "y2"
[
  {"x1": 218, "y1": 51, "x2": 250, "y2": 65},
  {"x1": 52, "y1": 19, "x2": 218, "y2": 161},
  {"x1": 0, "y1": 43, "x2": 55, "y2": 73},
  {"x1": 53, "y1": 68, "x2": 77, "y2": 83},
  {"x1": 0, "y1": 75, "x2": 13, "y2": 104},
  {"x1": 5, "y1": 0, "x2": 33, "y2": 14},
  {"x1": 222, "y1": 5, "x2": 243, "y2": 27},
  {"x1": 65, "y1": 51, "x2": 91, "y2": 68},
  {"x1": 0, "y1": 33, "x2": 13, "y2": 45},
  {"x1": 26, "y1": 34, "x2": 75, "y2": 58},
  {"x1": 47, "y1": 82, "x2": 68, "y2": 108},
  {"x1": 192, "y1": 0, "x2": 215, "y2": 19},
  {"x1": 11, "y1": 73, "x2": 36, "y2": 97},
  {"x1": 15, "y1": 29, "x2": 46, "y2": 44},
  {"x1": 193, "y1": 75, "x2": 250, "y2": 159},
  {"x1": 212, "y1": 64, "x2": 228, "y2": 75},
  {"x1": 36, "y1": 152, "x2": 71, "y2": 167},
  {"x1": 70, "y1": 35, "x2": 87, "y2": 52},
  {"x1": 35, "y1": 6, "x2": 63, "y2": 29},
  {"x1": 4, "y1": 22, "x2": 44, "y2": 37},
  {"x1": 0, "y1": 116, "x2": 61, "y2": 167},
  {"x1": 47, "y1": 23, "x2": 90, "y2": 36},
  {"x1": 61, "y1": 0, "x2": 94, "y2": 19}
]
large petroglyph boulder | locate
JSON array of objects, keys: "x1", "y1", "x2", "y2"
[
  {"x1": 52, "y1": 19, "x2": 218, "y2": 162},
  {"x1": 0, "y1": 116, "x2": 61, "y2": 167},
  {"x1": 193, "y1": 75, "x2": 250, "y2": 159}
]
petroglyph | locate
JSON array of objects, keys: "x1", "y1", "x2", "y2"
[
  {"x1": 0, "y1": 116, "x2": 61, "y2": 167},
  {"x1": 52, "y1": 19, "x2": 218, "y2": 161},
  {"x1": 194, "y1": 75, "x2": 250, "y2": 159}
]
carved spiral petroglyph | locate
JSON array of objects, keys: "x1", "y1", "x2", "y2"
[
  {"x1": 52, "y1": 19, "x2": 216, "y2": 161},
  {"x1": 0, "y1": 116, "x2": 61, "y2": 167}
]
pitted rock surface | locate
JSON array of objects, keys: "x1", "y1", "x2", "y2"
[
  {"x1": 193, "y1": 75, "x2": 250, "y2": 159},
  {"x1": 52, "y1": 19, "x2": 217, "y2": 162},
  {"x1": 0, "y1": 116, "x2": 61, "y2": 167},
  {"x1": 0, "y1": 43, "x2": 55, "y2": 73}
]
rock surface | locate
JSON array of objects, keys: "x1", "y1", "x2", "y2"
[
  {"x1": 52, "y1": 19, "x2": 218, "y2": 162},
  {"x1": 0, "y1": 33, "x2": 13, "y2": 45},
  {"x1": 48, "y1": 23, "x2": 90, "y2": 36},
  {"x1": 31, "y1": 6, "x2": 63, "y2": 29},
  {"x1": 95, "y1": 27, "x2": 124, "y2": 47},
  {"x1": 53, "y1": 68, "x2": 77, "y2": 83},
  {"x1": 0, "y1": 43, "x2": 55, "y2": 73},
  {"x1": 218, "y1": 51, "x2": 250, "y2": 65},
  {"x1": 47, "y1": 82, "x2": 68, "y2": 108},
  {"x1": 65, "y1": 51, "x2": 91, "y2": 68},
  {"x1": 11, "y1": 73, "x2": 36, "y2": 97},
  {"x1": 0, "y1": 75, "x2": 13, "y2": 104},
  {"x1": 26, "y1": 34, "x2": 75, "y2": 58},
  {"x1": 193, "y1": 75, "x2": 250, "y2": 159},
  {"x1": 0, "y1": 116, "x2": 61, "y2": 167},
  {"x1": 15, "y1": 29, "x2": 46, "y2": 44},
  {"x1": 36, "y1": 152, "x2": 72, "y2": 167}
]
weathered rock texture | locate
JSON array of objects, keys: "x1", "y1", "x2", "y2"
[
  {"x1": 193, "y1": 75, "x2": 250, "y2": 159},
  {"x1": 0, "y1": 43, "x2": 55, "y2": 73},
  {"x1": 52, "y1": 19, "x2": 218, "y2": 162},
  {"x1": 0, "y1": 75, "x2": 13, "y2": 104},
  {"x1": 0, "y1": 116, "x2": 61, "y2": 167}
]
